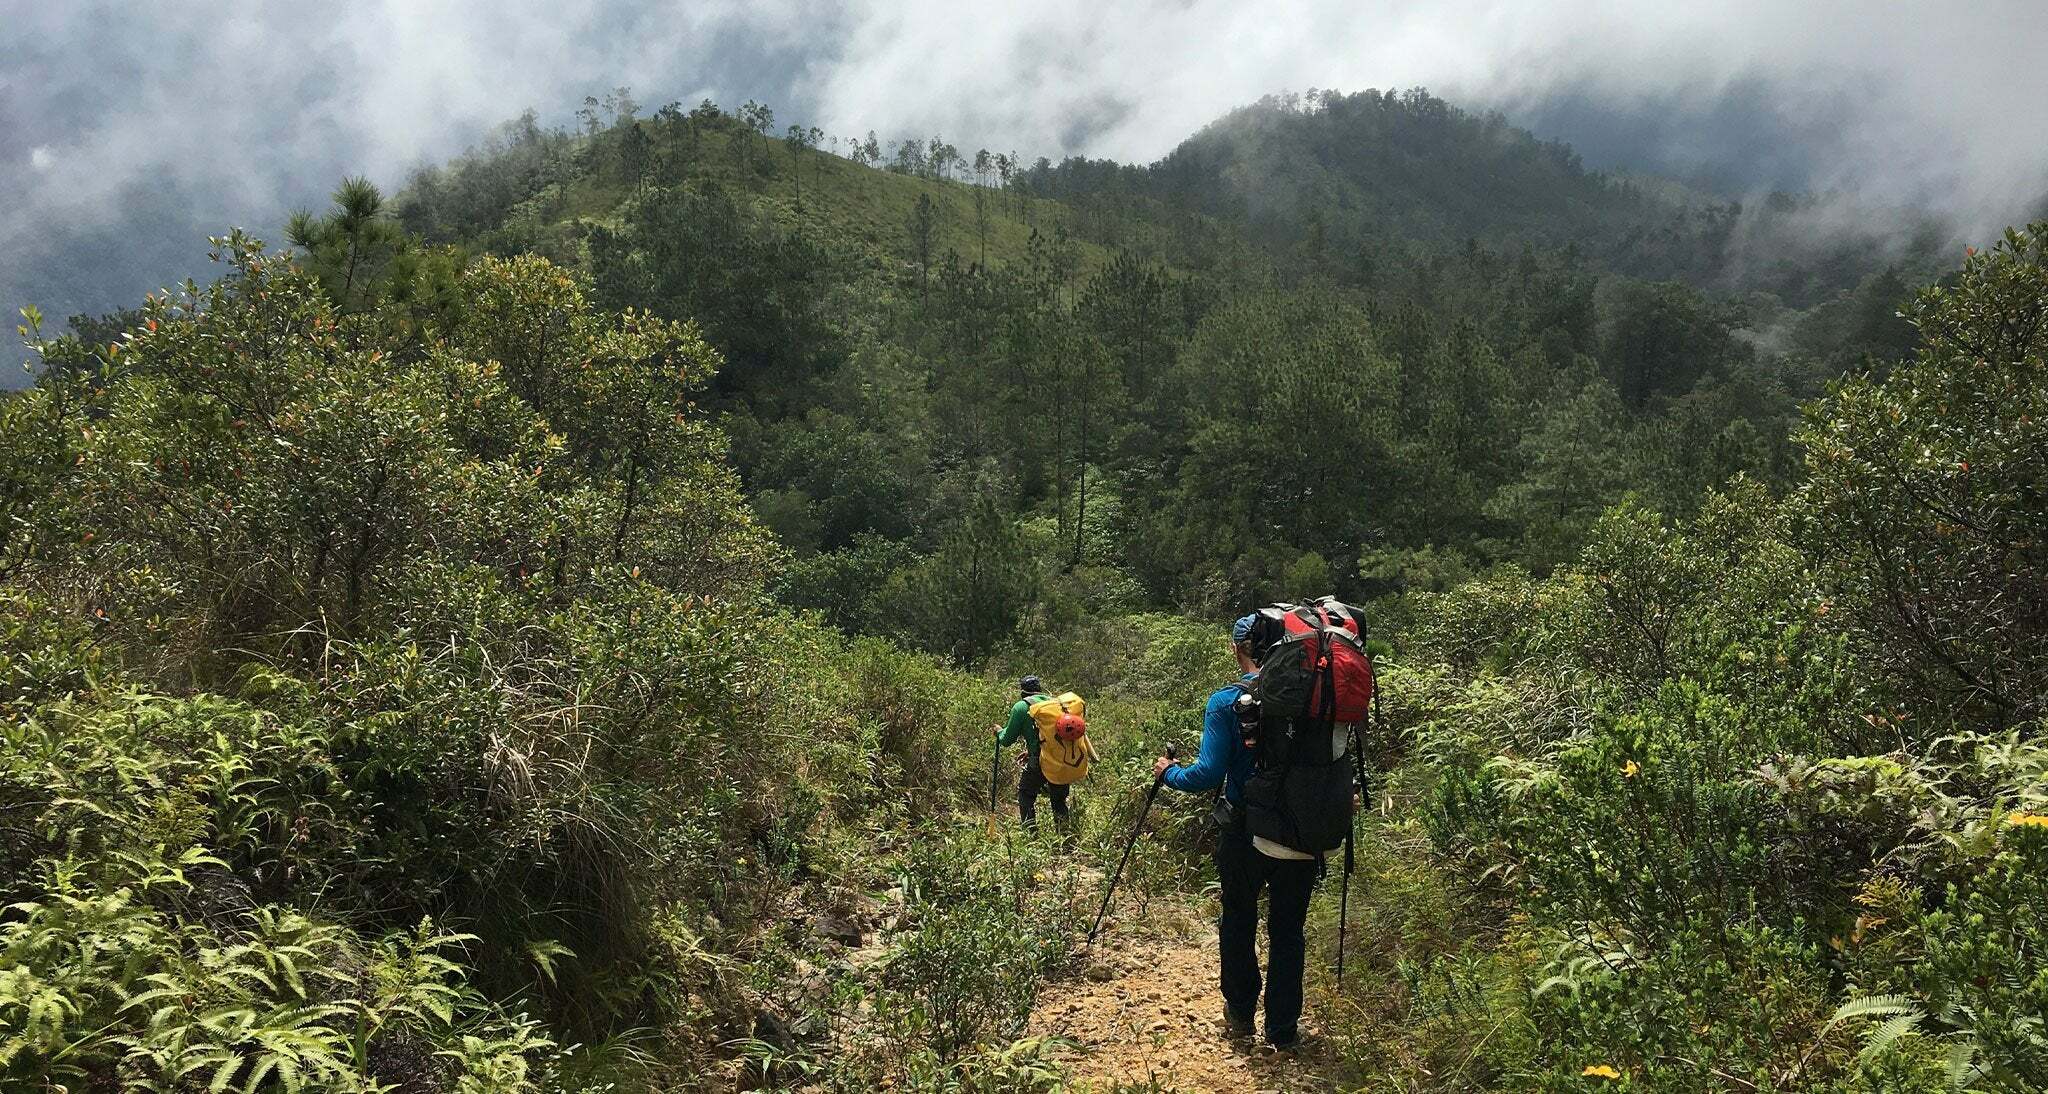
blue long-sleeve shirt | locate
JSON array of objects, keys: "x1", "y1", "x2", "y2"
[{"x1": 1164, "y1": 676, "x2": 1257, "y2": 804}]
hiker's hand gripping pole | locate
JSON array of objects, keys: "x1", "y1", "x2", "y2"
[{"x1": 1086, "y1": 744, "x2": 1174, "y2": 945}]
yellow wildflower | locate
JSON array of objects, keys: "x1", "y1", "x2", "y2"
[
  {"x1": 2008, "y1": 812, "x2": 2048, "y2": 828},
  {"x1": 1621, "y1": 760, "x2": 1640, "y2": 778},
  {"x1": 1582, "y1": 1064, "x2": 1622, "y2": 1079}
]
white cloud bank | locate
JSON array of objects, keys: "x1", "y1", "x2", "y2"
[{"x1": 3, "y1": 0, "x2": 2045, "y2": 324}]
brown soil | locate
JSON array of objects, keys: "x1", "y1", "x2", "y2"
[{"x1": 1027, "y1": 909, "x2": 1339, "y2": 1093}]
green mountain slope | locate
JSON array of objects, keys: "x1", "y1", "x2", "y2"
[
  {"x1": 1094, "y1": 87, "x2": 1649, "y2": 247},
  {"x1": 397, "y1": 106, "x2": 1202, "y2": 286},
  {"x1": 1022, "y1": 88, "x2": 1956, "y2": 306},
  {"x1": 374, "y1": 92, "x2": 1933, "y2": 632}
]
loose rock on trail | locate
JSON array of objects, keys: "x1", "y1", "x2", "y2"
[{"x1": 1027, "y1": 909, "x2": 1335, "y2": 1092}]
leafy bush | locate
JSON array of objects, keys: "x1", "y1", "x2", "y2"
[
  {"x1": 882, "y1": 832, "x2": 1065, "y2": 1059},
  {"x1": 1366, "y1": 236, "x2": 2048, "y2": 1088},
  {"x1": 0, "y1": 233, "x2": 1033, "y2": 1091},
  {"x1": 0, "y1": 692, "x2": 550, "y2": 1092},
  {"x1": 1801, "y1": 226, "x2": 2048, "y2": 727}
]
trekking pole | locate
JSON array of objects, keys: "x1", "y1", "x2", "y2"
[
  {"x1": 1337, "y1": 823, "x2": 1354, "y2": 986},
  {"x1": 990, "y1": 734, "x2": 1002, "y2": 812},
  {"x1": 1338, "y1": 694, "x2": 1372, "y2": 987},
  {"x1": 986, "y1": 732, "x2": 1003, "y2": 838},
  {"x1": 1086, "y1": 744, "x2": 1174, "y2": 945}
]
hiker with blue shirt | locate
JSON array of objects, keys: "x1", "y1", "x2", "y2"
[{"x1": 1151, "y1": 613, "x2": 1322, "y2": 1050}]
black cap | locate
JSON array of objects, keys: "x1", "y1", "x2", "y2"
[{"x1": 1020, "y1": 675, "x2": 1043, "y2": 695}]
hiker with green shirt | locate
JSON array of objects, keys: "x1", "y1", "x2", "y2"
[{"x1": 993, "y1": 674, "x2": 1092, "y2": 832}]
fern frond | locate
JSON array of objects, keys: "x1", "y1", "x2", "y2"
[
  {"x1": 1825, "y1": 993, "x2": 1919, "y2": 1031},
  {"x1": 1858, "y1": 1012, "x2": 1921, "y2": 1063},
  {"x1": 1942, "y1": 1040, "x2": 1981, "y2": 1090}
]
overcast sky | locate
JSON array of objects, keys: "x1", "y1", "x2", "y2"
[{"x1": 5, "y1": 1, "x2": 2047, "y2": 332}]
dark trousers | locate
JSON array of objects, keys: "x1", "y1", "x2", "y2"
[
  {"x1": 1215, "y1": 819, "x2": 1319, "y2": 1042},
  {"x1": 1017, "y1": 757, "x2": 1069, "y2": 831}
]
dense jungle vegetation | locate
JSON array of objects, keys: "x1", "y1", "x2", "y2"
[{"x1": 3, "y1": 87, "x2": 2042, "y2": 1092}]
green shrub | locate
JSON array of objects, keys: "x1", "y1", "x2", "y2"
[
  {"x1": 0, "y1": 592, "x2": 102, "y2": 720},
  {"x1": 884, "y1": 835, "x2": 1058, "y2": 1059},
  {"x1": 0, "y1": 709, "x2": 550, "y2": 1093},
  {"x1": 1519, "y1": 922, "x2": 1832, "y2": 1090},
  {"x1": 1831, "y1": 823, "x2": 2048, "y2": 1091},
  {"x1": 1801, "y1": 224, "x2": 2048, "y2": 728}
]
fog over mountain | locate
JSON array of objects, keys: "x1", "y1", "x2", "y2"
[{"x1": 5, "y1": 1, "x2": 2045, "y2": 340}]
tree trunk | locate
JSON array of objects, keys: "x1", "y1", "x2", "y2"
[
  {"x1": 1073, "y1": 401, "x2": 1088, "y2": 567},
  {"x1": 612, "y1": 452, "x2": 642, "y2": 562},
  {"x1": 1052, "y1": 388, "x2": 1067, "y2": 553},
  {"x1": 340, "y1": 234, "x2": 362, "y2": 311}
]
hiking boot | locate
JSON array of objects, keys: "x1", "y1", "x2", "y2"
[
  {"x1": 1222, "y1": 1009, "x2": 1255, "y2": 1039},
  {"x1": 1266, "y1": 1028, "x2": 1307, "y2": 1053}
]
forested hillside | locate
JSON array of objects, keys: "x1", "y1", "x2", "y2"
[
  {"x1": 374, "y1": 88, "x2": 1937, "y2": 657},
  {"x1": 5, "y1": 86, "x2": 2044, "y2": 1093},
  {"x1": 1034, "y1": 89, "x2": 1953, "y2": 308}
]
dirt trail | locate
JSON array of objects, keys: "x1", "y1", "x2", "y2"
[{"x1": 1027, "y1": 909, "x2": 1338, "y2": 1093}]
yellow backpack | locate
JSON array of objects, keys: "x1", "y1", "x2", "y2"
[{"x1": 1029, "y1": 692, "x2": 1095, "y2": 785}]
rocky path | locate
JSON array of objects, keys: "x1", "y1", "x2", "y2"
[{"x1": 1026, "y1": 910, "x2": 1339, "y2": 1092}]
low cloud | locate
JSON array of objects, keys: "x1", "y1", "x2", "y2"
[
  {"x1": 3, "y1": 1, "x2": 2044, "y2": 333},
  {"x1": 800, "y1": 0, "x2": 2048, "y2": 230},
  {"x1": 0, "y1": 1, "x2": 823, "y2": 328}
]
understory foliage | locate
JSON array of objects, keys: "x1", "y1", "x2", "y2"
[
  {"x1": 0, "y1": 223, "x2": 1043, "y2": 1091},
  {"x1": 1321, "y1": 225, "x2": 2048, "y2": 1092}
]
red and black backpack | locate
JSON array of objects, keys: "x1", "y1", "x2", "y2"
[{"x1": 1240, "y1": 597, "x2": 1375, "y2": 854}]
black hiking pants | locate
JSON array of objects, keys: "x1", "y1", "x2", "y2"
[
  {"x1": 1215, "y1": 817, "x2": 1319, "y2": 1044},
  {"x1": 1016, "y1": 756, "x2": 1070, "y2": 832}
]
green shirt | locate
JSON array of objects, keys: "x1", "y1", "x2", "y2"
[{"x1": 997, "y1": 694, "x2": 1048, "y2": 751}]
